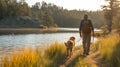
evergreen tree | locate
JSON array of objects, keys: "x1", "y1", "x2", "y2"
[
  {"x1": 0, "y1": 0, "x2": 7, "y2": 19},
  {"x1": 102, "y1": 0, "x2": 120, "y2": 33}
]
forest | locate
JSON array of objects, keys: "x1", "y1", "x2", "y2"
[{"x1": 0, "y1": 0, "x2": 120, "y2": 30}]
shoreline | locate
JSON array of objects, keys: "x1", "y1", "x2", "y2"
[
  {"x1": 0, "y1": 28, "x2": 79, "y2": 35},
  {"x1": 0, "y1": 28, "x2": 103, "y2": 37}
]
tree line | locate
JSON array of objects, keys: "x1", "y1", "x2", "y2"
[
  {"x1": 0, "y1": 0, "x2": 120, "y2": 30},
  {"x1": 0, "y1": 0, "x2": 31, "y2": 19},
  {"x1": 29, "y1": 1, "x2": 105, "y2": 28}
]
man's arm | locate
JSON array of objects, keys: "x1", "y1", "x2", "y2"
[
  {"x1": 89, "y1": 20, "x2": 94, "y2": 36},
  {"x1": 79, "y1": 20, "x2": 83, "y2": 37}
]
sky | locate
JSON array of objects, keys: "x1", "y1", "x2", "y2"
[{"x1": 25, "y1": 0, "x2": 108, "y2": 11}]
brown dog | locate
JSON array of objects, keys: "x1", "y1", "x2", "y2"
[{"x1": 64, "y1": 36, "x2": 75, "y2": 58}]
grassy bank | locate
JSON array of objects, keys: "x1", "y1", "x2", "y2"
[
  {"x1": 0, "y1": 28, "x2": 103, "y2": 37},
  {"x1": 0, "y1": 28, "x2": 78, "y2": 35},
  {"x1": 71, "y1": 33, "x2": 120, "y2": 67},
  {"x1": 2, "y1": 42, "x2": 66, "y2": 67},
  {"x1": 2, "y1": 32, "x2": 118, "y2": 67},
  {"x1": 98, "y1": 34, "x2": 120, "y2": 67}
]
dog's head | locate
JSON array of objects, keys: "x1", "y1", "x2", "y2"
[
  {"x1": 64, "y1": 36, "x2": 75, "y2": 47},
  {"x1": 69, "y1": 36, "x2": 75, "y2": 41},
  {"x1": 65, "y1": 40, "x2": 74, "y2": 47}
]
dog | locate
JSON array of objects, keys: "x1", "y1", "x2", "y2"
[{"x1": 64, "y1": 36, "x2": 75, "y2": 58}]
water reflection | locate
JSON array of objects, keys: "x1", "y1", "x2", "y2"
[
  {"x1": 0, "y1": 33, "x2": 97, "y2": 62},
  {"x1": 0, "y1": 33, "x2": 96, "y2": 48}
]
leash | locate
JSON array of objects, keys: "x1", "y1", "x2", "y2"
[
  {"x1": 76, "y1": 37, "x2": 94, "y2": 44},
  {"x1": 76, "y1": 38, "x2": 81, "y2": 43}
]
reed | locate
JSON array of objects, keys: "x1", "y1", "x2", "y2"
[
  {"x1": 2, "y1": 34, "x2": 120, "y2": 67},
  {"x1": 2, "y1": 42, "x2": 66, "y2": 67},
  {"x1": 96, "y1": 34, "x2": 120, "y2": 67}
]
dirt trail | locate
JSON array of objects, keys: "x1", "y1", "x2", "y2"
[
  {"x1": 59, "y1": 49, "x2": 81, "y2": 67},
  {"x1": 59, "y1": 49, "x2": 101, "y2": 67},
  {"x1": 83, "y1": 51, "x2": 101, "y2": 67}
]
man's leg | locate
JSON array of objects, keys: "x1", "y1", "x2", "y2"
[
  {"x1": 86, "y1": 34, "x2": 91, "y2": 55},
  {"x1": 82, "y1": 34, "x2": 87, "y2": 55}
]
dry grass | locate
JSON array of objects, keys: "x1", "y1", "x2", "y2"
[
  {"x1": 98, "y1": 34, "x2": 120, "y2": 67},
  {"x1": 44, "y1": 42, "x2": 66, "y2": 67},
  {"x1": 67, "y1": 33, "x2": 120, "y2": 67},
  {"x1": 94, "y1": 30, "x2": 104, "y2": 37},
  {"x1": 95, "y1": 34, "x2": 120, "y2": 67},
  {"x1": 2, "y1": 33, "x2": 120, "y2": 67},
  {"x1": 2, "y1": 42, "x2": 66, "y2": 67}
]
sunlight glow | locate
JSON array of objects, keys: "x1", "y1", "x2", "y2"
[{"x1": 25, "y1": 0, "x2": 108, "y2": 11}]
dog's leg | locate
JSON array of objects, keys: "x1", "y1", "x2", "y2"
[
  {"x1": 64, "y1": 42, "x2": 67, "y2": 46},
  {"x1": 70, "y1": 47, "x2": 73, "y2": 58},
  {"x1": 66, "y1": 48, "x2": 69, "y2": 58}
]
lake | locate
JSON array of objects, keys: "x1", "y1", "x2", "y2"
[
  {"x1": 0, "y1": 33, "x2": 85, "y2": 48},
  {"x1": 0, "y1": 28, "x2": 98, "y2": 63},
  {"x1": 0, "y1": 28, "x2": 98, "y2": 49},
  {"x1": 0, "y1": 32, "x2": 97, "y2": 51},
  {"x1": 0, "y1": 32, "x2": 97, "y2": 48},
  {"x1": 0, "y1": 28, "x2": 98, "y2": 58}
]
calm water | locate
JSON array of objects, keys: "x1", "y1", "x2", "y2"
[
  {"x1": 0, "y1": 28, "x2": 98, "y2": 62},
  {"x1": 0, "y1": 28, "x2": 98, "y2": 50},
  {"x1": 0, "y1": 33, "x2": 80, "y2": 48},
  {"x1": 0, "y1": 32, "x2": 96, "y2": 49}
]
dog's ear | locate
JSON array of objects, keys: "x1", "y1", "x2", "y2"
[
  {"x1": 70, "y1": 36, "x2": 75, "y2": 41},
  {"x1": 64, "y1": 42, "x2": 67, "y2": 46},
  {"x1": 72, "y1": 37, "x2": 75, "y2": 40}
]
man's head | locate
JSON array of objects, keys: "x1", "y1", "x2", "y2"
[{"x1": 84, "y1": 14, "x2": 88, "y2": 20}]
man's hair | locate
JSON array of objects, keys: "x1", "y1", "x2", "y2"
[
  {"x1": 84, "y1": 14, "x2": 88, "y2": 17},
  {"x1": 83, "y1": 14, "x2": 88, "y2": 19}
]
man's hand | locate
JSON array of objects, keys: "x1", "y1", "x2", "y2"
[
  {"x1": 92, "y1": 31, "x2": 94, "y2": 37},
  {"x1": 92, "y1": 31, "x2": 94, "y2": 42},
  {"x1": 79, "y1": 32, "x2": 82, "y2": 37}
]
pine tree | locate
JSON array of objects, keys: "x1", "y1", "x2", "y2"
[{"x1": 102, "y1": 0, "x2": 120, "y2": 33}]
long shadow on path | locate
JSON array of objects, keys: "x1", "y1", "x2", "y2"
[{"x1": 66, "y1": 54, "x2": 86, "y2": 67}]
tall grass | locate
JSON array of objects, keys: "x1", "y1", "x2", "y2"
[
  {"x1": 2, "y1": 42, "x2": 66, "y2": 67},
  {"x1": 2, "y1": 34, "x2": 120, "y2": 67},
  {"x1": 96, "y1": 34, "x2": 120, "y2": 67},
  {"x1": 3, "y1": 47, "x2": 47, "y2": 67},
  {"x1": 44, "y1": 42, "x2": 66, "y2": 67},
  {"x1": 67, "y1": 33, "x2": 120, "y2": 67}
]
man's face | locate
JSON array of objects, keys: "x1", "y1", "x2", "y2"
[{"x1": 84, "y1": 15, "x2": 88, "y2": 20}]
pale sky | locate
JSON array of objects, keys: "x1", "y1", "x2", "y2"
[{"x1": 25, "y1": 0, "x2": 108, "y2": 11}]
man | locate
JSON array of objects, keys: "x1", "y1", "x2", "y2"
[{"x1": 79, "y1": 14, "x2": 94, "y2": 55}]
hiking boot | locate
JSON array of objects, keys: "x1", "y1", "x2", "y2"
[
  {"x1": 83, "y1": 52, "x2": 86, "y2": 55},
  {"x1": 82, "y1": 52, "x2": 89, "y2": 56},
  {"x1": 86, "y1": 53, "x2": 89, "y2": 55},
  {"x1": 82, "y1": 52, "x2": 86, "y2": 57}
]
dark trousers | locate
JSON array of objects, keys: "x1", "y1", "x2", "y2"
[{"x1": 82, "y1": 33, "x2": 91, "y2": 54}]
